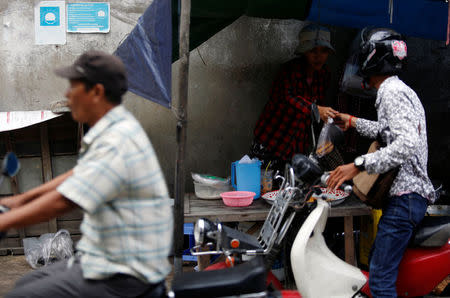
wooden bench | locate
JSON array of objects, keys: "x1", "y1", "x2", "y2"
[{"x1": 184, "y1": 193, "x2": 371, "y2": 265}]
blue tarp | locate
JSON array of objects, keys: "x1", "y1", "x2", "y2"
[
  {"x1": 115, "y1": 0, "x2": 172, "y2": 108},
  {"x1": 307, "y1": 0, "x2": 448, "y2": 41}
]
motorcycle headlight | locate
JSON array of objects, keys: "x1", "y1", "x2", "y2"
[
  {"x1": 194, "y1": 219, "x2": 206, "y2": 245},
  {"x1": 194, "y1": 218, "x2": 216, "y2": 245}
]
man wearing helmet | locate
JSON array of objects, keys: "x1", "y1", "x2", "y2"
[{"x1": 327, "y1": 28, "x2": 435, "y2": 297}]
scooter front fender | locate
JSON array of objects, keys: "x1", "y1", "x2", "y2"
[{"x1": 290, "y1": 199, "x2": 367, "y2": 298}]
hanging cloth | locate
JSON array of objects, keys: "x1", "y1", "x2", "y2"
[{"x1": 115, "y1": 0, "x2": 172, "y2": 108}]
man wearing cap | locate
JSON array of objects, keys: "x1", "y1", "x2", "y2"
[
  {"x1": 0, "y1": 51, "x2": 173, "y2": 297},
  {"x1": 251, "y1": 23, "x2": 339, "y2": 171}
]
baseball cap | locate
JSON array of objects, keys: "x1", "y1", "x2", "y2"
[
  {"x1": 295, "y1": 24, "x2": 335, "y2": 55},
  {"x1": 54, "y1": 50, "x2": 128, "y2": 97}
]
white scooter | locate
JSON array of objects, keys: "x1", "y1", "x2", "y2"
[
  {"x1": 289, "y1": 155, "x2": 450, "y2": 297},
  {"x1": 291, "y1": 197, "x2": 367, "y2": 297},
  {"x1": 181, "y1": 154, "x2": 449, "y2": 298},
  {"x1": 291, "y1": 193, "x2": 449, "y2": 298}
]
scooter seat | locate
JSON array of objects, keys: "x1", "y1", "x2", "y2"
[
  {"x1": 171, "y1": 256, "x2": 267, "y2": 298},
  {"x1": 412, "y1": 216, "x2": 450, "y2": 247}
]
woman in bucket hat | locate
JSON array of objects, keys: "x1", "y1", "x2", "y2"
[{"x1": 251, "y1": 23, "x2": 339, "y2": 172}]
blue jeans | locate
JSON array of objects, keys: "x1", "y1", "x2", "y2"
[{"x1": 369, "y1": 193, "x2": 428, "y2": 297}]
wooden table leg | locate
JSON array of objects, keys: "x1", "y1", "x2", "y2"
[
  {"x1": 246, "y1": 222, "x2": 263, "y2": 235},
  {"x1": 344, "y1": 215, "x2": 356, "y2": 266},
  {"x1": 196, "y1": 254, "x2": 210, "y2": 271},
  {"x1": 196, "y1": 244, "x2": 212, "y2": 271}
]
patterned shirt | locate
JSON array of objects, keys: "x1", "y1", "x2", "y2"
[
  {"x1": 356, "y1": 76, "x2": 435, "y2": 202},
  {"x1": 253, "y1": 57, "x2": 330, "y2": 160},
  {"x1": 57, "y1": 105, "x2": 173, "y2": 283}
]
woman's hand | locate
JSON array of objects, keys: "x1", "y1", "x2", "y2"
[
  {"x1": 317, "y1": 106, "x2": 338, "y2": 122},
  {"x1": 327, "y1": 163, "x2": 360, "y2": 190}
]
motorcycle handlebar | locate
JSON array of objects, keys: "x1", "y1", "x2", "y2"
[{"x1": 320, "y1": 173, "x2": 352, "y2": 194}]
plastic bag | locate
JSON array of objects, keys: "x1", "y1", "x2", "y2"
[
  {"x1": 23, "y1": 229, "x2": 74, "y2": 269},
  {"x1": 191, "y1": 173, "x2": 230, "y2": 186},
  {"x1": 316, "y1": 118, "x2": 335, "y2": 158},
  {"x1": 315, "y1": 119, "x2": 345, "y2": 171}
]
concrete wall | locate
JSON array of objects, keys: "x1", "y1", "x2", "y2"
[
  {"x1": 2, "y1": 1, "x2": 449, "y2": 194},
  {"x1": 1, "y1": 0, "x2": 355, "y2": 194},
  {"x1": 0, "y1": 0, "x2": 149, "y2": 111},
  {"x1": 167, "y1": 20, "x2": 450, "y2": 192},
  {"x1": 165, "y1": 17, "x2": 355, "y2": 193}
]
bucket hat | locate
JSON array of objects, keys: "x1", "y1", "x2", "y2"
[{"x1": 295, "y1": 24, "x2": 335, "y2": 55}]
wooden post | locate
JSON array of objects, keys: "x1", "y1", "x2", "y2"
[
  {"x1": 4, "y1": 132, "x2": 26, "y2": 243},
  {"x1": 173, "y1": 0, "x2": 191, "y2": 275},
  {"x1": 344, "y1": 215, "x2": 356, "y2": 266},
  {"x1": 40, "y1": 123, "x2": 57, "y2": 233}
]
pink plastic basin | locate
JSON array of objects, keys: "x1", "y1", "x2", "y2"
[{"x1": 220, "y1": 191, "x2": 255, "y2": 207}]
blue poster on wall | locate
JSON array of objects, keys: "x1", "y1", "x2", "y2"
[
  {"x1": 67, "y1": 2, "x2": 110, "y2": 33},
  {"x1": 40, "y1": 6, "x2": 60, "y2": 26}
]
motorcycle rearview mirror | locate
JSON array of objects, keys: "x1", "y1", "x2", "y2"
[
  {"x1": 2, "y1": 152, "x2": 20, "y2": 177},
  {"x1": 289, "y1": 167, "x2": 295, "y2": 187},
  {"x1": 311, "y1": 103, "x2": 320, "y2": 124},
  {"x1": 310, "y1": 103, "x2": 320, "y2": 150},
  {"x1": 274, "y1": 170, "x2": 286, "y2": 190}
]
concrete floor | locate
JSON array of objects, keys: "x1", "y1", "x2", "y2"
[
  {"x1": 0, "y1": 255, "x2": 31, "y2": 297},
  {"x1": 1, "y1": 255, "x2": 447, "y2": 297},
  {"x1": 0, "y1": 255, "x2": 195, "y2": 298}
]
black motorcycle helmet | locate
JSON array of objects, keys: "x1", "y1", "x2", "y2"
[{"x1": 358, "y1": 28, "x2": 407, "y2": 80}]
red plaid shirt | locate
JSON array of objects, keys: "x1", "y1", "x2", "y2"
[{"x1": 253, "y1": 57, "x2": 330, "y2": 161}]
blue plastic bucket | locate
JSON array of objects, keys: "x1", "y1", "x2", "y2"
[{"x1": 231, "y1": 160, "x2": 261, "y2": 199}]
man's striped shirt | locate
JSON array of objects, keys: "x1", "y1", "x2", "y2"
[{"x1": 58, "y1": 105, "x2": 173, "y2": 283}]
